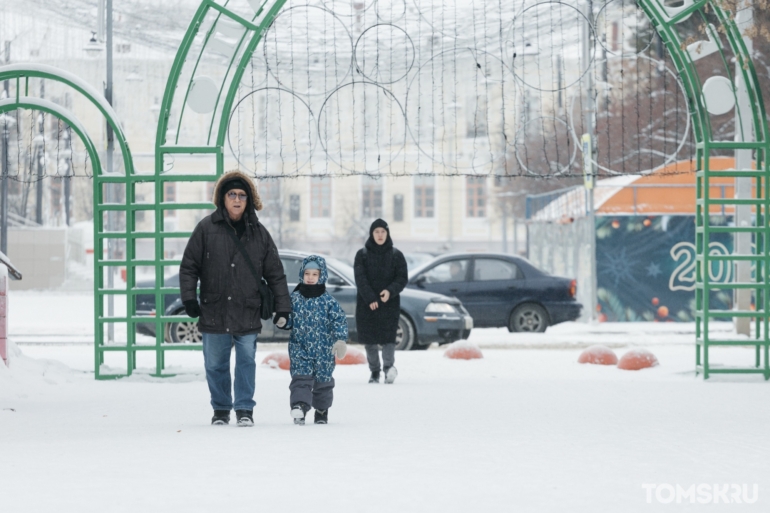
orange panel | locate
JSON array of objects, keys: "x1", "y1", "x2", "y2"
[{"x1": 597, "y1": 158, "x2": 749, "y2": 215}]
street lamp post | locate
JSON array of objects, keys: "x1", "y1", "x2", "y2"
[
  {"x1": 36, "y1": 81, "x2": 45, "y2": 225},
  {"x1": 85, "y1": 0, "x2": 115, "y2": 341},
  {"x1": 582, "y1": 0, "x2": 598, "y2": 323}
]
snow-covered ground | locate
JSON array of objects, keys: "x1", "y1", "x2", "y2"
[{"x1": 3, "y1": 291, "x2": 770, "y2": 512}]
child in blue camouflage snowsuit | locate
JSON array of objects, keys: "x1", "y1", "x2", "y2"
[{"x1": 287, "y1": 255, "x2": 349, "y2": 425}]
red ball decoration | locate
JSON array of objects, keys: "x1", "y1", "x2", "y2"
[
  {"x1": 261, "y1": 352, "x2": 290, "y2": 370},
  {"x1": 444, "y1": 341, "x2": 483, "y2": 360},
  {"x1": 617, "y1": 349, "x2": 659, "y2": 371},
  {"x1": 336, "y1": 347, "x2": 366, "y2": 365},
  {"x1": 578, "y1": 345, "x2": 618, "y2": 365}
]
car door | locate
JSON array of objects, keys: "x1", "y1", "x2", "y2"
[
  {"x1": 410, "y1": 258, "x2": 471, "y2": 300},
  {"x1": 325, "y1": 266, "x2": 357, "y2": 336},
  {"x1": 464, "y1": 257, "x2": 524, "y2": 327}
]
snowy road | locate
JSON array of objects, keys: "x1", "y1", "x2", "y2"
[{"x1": 2, "y1": 291, "x2": 770, "y2": 512}]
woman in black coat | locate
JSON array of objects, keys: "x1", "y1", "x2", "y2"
[{"x1": 354, "y1": 219, "x2": 408, "y2": 384}]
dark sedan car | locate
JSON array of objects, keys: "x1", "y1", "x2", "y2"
[
  {"x1": 137, "y1": 250, "x2": 473, "y2": 350},
  {"x1": 407, "y1": 253, "x2": 581, "y2": 332}
]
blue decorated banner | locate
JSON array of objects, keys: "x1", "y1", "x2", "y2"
[{"x1": 596, "y1": 216, "x2": 736, "y2": 322}]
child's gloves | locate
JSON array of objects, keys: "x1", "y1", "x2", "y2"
[
  {"x1": 273, "y1": 312, "x2": 291, "y2": 330},
  {"x1": 333, "y1": 340, "x2": 347, "y2": 359}
]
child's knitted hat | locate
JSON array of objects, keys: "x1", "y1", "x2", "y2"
[{"x1": 303, "y1": 260, "x2": 322, "y2": 271}]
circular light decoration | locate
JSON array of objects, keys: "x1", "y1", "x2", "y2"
[
  {"x1": 263, "y1": 5, "x2": 353, "y2": 96},
  {"x1": 508, "y1": 1, "x2": 596, "y2": 91},
  {"x1": 595, "y1": 0, "x2": 655, "y2": 57},
  {"x1": 513, "y1": 116, "x2": 577, "y2": 177},
  {"x1": 567, "y1": 55, "x2": 692, "y2": 176},
  {"x1": 702, "y1": 76, "x2": 735, "y2": 116},
  {"x1": 187, "y1": 76, "x2": 219, "y2": 114},
  {"x1": 376, "y1": 0, "x2": 406, "y2": 23},
  {"x1": 227, "y1": 87, "x2": 318, "y2": 175},
  {"x1": 354, "y1": 24, "x2": 415, "y2": 85},
  {"x1": 318, "y1": 81, "x2": 407, "y2": 174}
]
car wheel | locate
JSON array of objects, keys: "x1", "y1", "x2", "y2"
[
  {"x1": 167, "y1": 315, "x2": 203, "y2": 344},
  {"x1": 395, "y1": 313, "x2": 415, "y2": 351},
  {"x1": 509, "y1": 303, "x2": 549, "y2": 333}
]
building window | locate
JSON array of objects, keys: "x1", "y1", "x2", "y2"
[
  {"x1": 466, "y1": 176, "x2": 486, "y2": 217},
  {"x1": 116, "y1": 44, "x2": 132, "y2": 54},
  {"x1": 466, "y1": 94, "x2": 488, "y2": 138},
  {"x1": 258, "y1": 180, "x2": 280, "y2": 218},
  {"x1": 393, "y1": 194, "x2": 404, "y2": 222},
  {"x1": 165, "y1": 183, "x2": 176, "y2": 217},
  {"x1": 205, "y1": 181, "x2": 215, "y2": 204},
  {"x1": 414, "y1": 176, "x2": 435, "y2": 218},
  {"x1": 310, "y1": 177, "x2": 331, "y2": 218},
  {"x1": 290, "y1": 194, "x2": 301, "y2": 221},
  {"x1": 362, "y1": 176, "x2": 383, "y2": 218},
  {"x1": 165, "y1": 183, "x2": 176, "y2": 202}
]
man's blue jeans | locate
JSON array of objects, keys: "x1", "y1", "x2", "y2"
[{"x1": 202, "y1": 333, "x2": 258, "y2": 411}]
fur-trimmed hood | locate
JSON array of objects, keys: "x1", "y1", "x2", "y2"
[{"x1": 212, "y1": 169, "x2": 263, "y2": 211}]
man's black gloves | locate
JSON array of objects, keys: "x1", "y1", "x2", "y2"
[
  {"x1": 184, "y1": 300, "x2": 201, "y2": 319},
  {"x1": 273, "y1": 312, "x2": 291, "y2": 330}
]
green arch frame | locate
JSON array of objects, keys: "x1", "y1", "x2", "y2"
[
  {"x1": 3, "y1": 0, "x2": 767, "y2": 379},
  {"x1": 0, "y1": 64, "x2": 134, "y2": 174},
  {"x1": 0, "y1": 64, "x2": 139, "y2": 378},
  {"x1": 637, "y1": 0, "x2": 770, "y2": 379},
  {"x1": 0, "y1": 98, "x2": 101, "y2": 176},
  {"x1": 143, "y1": 0, "x2": 768, "y2": 380}
]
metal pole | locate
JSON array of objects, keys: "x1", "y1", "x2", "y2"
[
  {"x1": 35, "y1": 80, "x2": 44, "y2": 225},
  {"x1": 734, "y1": 3, "x2": 753, "y2": 336},
  {"x1": 106, "y1": 0, "x2": 115, "y2": 341},
  {"x1": 448, "y1": 176, "x2": 453, "y2": 246},
  {"x1": 513, "y1": 217, "x2": 518, "y2": 256},
  {"x1": 501, "y1": 200, "x2": 508, "y2": 253},
  {"x1": 106, "y1": 0, "x2": 114, "y2": 173},
  {"x1": 1, "y1": 41, "x2": 9, "y2": 254},
  {"x1": 583, "y1": 0, "x2": 598, "y2": 322},
  {"x1": 63, "y1": 122, "x2": 72, "y2": 226},
  {"x1": 556, "y1": 54, "x2": 563, "y2": 115}
]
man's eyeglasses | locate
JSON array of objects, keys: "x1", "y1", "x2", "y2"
[{"x1": 226, "y1": 191, "x2": 248, "y2": 201}]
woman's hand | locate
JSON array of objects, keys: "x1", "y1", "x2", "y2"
[
  {"x1": 369, "y1": 301, "x2": 379, "y2": 311},
  {"x1": 379, "y1": 290, "x2": 390, "y2": 303}
]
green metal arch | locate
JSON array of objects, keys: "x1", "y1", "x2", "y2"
[
  {"x1": 0, "y1": 97, "x2": 102, "y2": 177},
  {"x1": 153, "y1": 0, "x2": 768, "y2": 177},
  {"x1": 639, "y1": 0, "x2": 770, "y2": 379},
  {"x1": 0, "y1": 0, "x2": 756, "y2": 378},
  {"x1": 73, "y1": 0, "x2": 766, "y2": 379},
  {"x1": 638, "y1": 0, "x2": 770, "y2": 150},
  {"x1": 154, "y1": 0, "x2": 286, "y2": 155},
  {"x1": 0, "y1": 64, "x2": 134, "y2": 176}
]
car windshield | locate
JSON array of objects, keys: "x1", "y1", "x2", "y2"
[
  {"x1": 408, "y1": 256, "x2": 442, "y2": 278},
  {"x1": 325, "y1": 257, "x2": 356, "y2": 283},
  {"x1": 404, "y1": 252, "x2": 435, "y2": 270}
]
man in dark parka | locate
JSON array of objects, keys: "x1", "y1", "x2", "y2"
[
  {"x1": 180, "y1": 170, "x2": 291, "y2": 426},
  {"x1": 353, "y1": 219, "x2": 408, "y2": 384}
]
